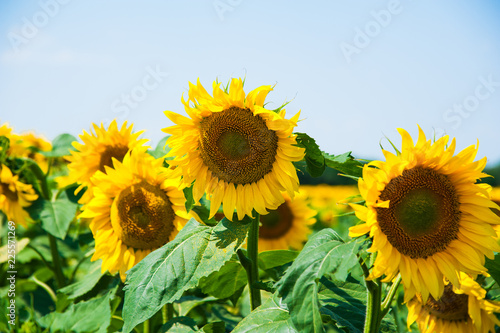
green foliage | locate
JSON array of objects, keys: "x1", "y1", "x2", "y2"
[
  {"x1": 148, "y1": 135, "x2": 172, "y2": 159},
  {"x1": 58, "y1": 261, "x2": 103, "y2": 300},
  {"x1": 276, "y1": 229, "x2": 359, "y2": 333},
  {"x1": 319, "y1": 277, "x2": 397, "y2": 332},
  {"x1": 0, "y1": 135, "x2": 9, "y2": 162},
  {"x1": 295, "y1": 132, "x2": 325, "y2": 177},
  {"x1": 485, "y1": 254, "x2": 500, "y2": 287},
  {"x1": 183, "y1": 184, "x2": 196, "y2": 212},
  {"x1": 30, "y1": 191, "x2": 79, "y2": 240},
  {"x1": 38, "y1": 287, "x2": 116, "y2": 333},
  {"x1": 199, "y1": 260, "x2": 247, "y2": 299},
  {"x1": 41, "y1": 133, "x2": 77, "y2": 158},
  {"x1": 258, "y1": 250, "x2": 299, "y2": 270},
  {"x1": 295, "y1": 132, "x2": 363, "y2": 179},
  {"x1": 232, "y1": 293, "x2": 297, "y2": 332},
  {"x1": 122, "y1": 217, "x2": 251, "y2": 332}
]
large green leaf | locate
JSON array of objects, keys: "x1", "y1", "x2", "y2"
[
  {"x1": 31, "y1": 191, "x2": 78, "y2": 239},
  {"x1": 38, "y1": 288, "x2": 114, "y2": 333},
  {"x1": 319, "y1": 277, "x2": 397, "y2": 333},
  {"x1": 199, "y1": 260, "x2": 247, "y2": 299},
  {"x1": 232, "y1": 294, "x2": 297, "y2": 333},
  {"x1": 160, "y1": 317, "x2": 199, "y2": 333},
  {"x1": 122, "y1": 217, "x2": 250, "y2": 333},
  {"x1": 42, "y1": 133, "x2": 77, "y2": 158},
  {"x1": 276, "y1": 229, "x2": 359, "y2": 333}
]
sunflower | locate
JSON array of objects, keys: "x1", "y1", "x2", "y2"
[
  {"x1": 9, "y1": 132, "x2": 52, "y2": 173},
  {"x1": 79, "y1": 148, "x2": 188, "y2": 281},
  {"x1": 256, "y1": 191, "x2": 316, "y2": 252},
  {"x1": 0, "y1": 164, "x2": 38, "y2": 227},
  {"x1": 64, "y1": 120, "x2": 148, "y2": 203},
  {"x1": 407, "y1": 273, "x2": 500, "y2": 333},
  {"x1": 163, "y1": 78, "x2": 304, "y2": 221},
  {"x1": 300, "y1": 184, "x2": 359, "y2": 226},
  {"x1": 349, "y1": 126, "x2": 500, "y2": 302}
]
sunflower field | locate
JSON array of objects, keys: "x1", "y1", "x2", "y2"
[{"x1": 2, "y1": 78, "x2": 500, "y2": 333}]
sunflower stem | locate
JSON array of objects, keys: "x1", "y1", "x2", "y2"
[
  {"x1": 49, "y1": 234, "x2": 66, "y2": 288},
  {"x1": 380, "y1": 274, "x2": 402, "y2": 318},
  {"x1": 364, "y1": 278, "x2": 382, "y2": 333},
  {"x1": 239, "y1": 213, "x2": 262, "y2": 310},
  {"x1": 162, "y1": 303, "x2": 174, "y2": 324},
  {"x1": 143, "y1": 319, "x2": 150, "y2": 333}
]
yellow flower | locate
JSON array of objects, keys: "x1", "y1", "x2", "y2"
[
  {"x1": 258, "y1": 192, "x2": 316, "y2": 252},
  {"x1": 349, "y1": 126, "x2": 500, "y2": 302},
  {"x1": 0, "y1": 164, "x2": 38, "y2": 227},
  {"x1": 490, "y1": 187, "x2": 500, "y2": 217},
  {"x1": 163, "y1": 78, "x2": 304, "y2": 221},
  {"x1": 9, "y1": 132, "x2": 52, "y2": 173},
  {"x1": 407, "y1": 273, "x2": 500, "y2": 333},
  {"x1": 65, "y1": 120, "x2": 148, "y2": 203},
  {"x1": 300, "y1": 184, "x2": 359, "y2": 225},
  {"x1": 79, "y1": 149, "x2": 188, "y2": 281}
]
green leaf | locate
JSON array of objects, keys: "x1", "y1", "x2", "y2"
[
  {"x1": 276, "y1": 229, "x2": 359, "y2": 333},
  {"x1": 318, "y1": 277, "x2": 397, "y2": 333},
  {"x1": 122, "y1": 217, "x2": 250, "y2": 333},
  {"x1": 258, "y1": 250, "x2": 299, "y2": 270},
  {"x1": 323, "y1": 151, "x2": 363, "y2": 178},
  {"x1": 199, "y1": 260, "x2": 247, "y2": 299},
  {"x1": 58, "y1": 261, "x2": 103, "y2": 300},
  {"x1": 38, "y1": 288, "x2": 113, "y2": 333},
  {"x1": 42, "y1": 133, "x2": 77, "y2": 158},
  {"x1": 148, "y1": 135, "x2": 171, "y2": 159},
  {"x1": 294, "y1": 133, "x2": 325, "y2": 177},
  {"x1": 485, "y1": 254, "x2": 500, "y2": 287},
  {"x1": 160, "y1": 316, "x2": 199, "y2": 333},
  {"x1": 175, "y1": 296, "x2": 218, "y2": 317},
  {"x1": 232, "y1": 294, "x2": 297, "y2": 333},
  {"x1": 31, "y1": 192, "x2": 78, "y2": 239}
]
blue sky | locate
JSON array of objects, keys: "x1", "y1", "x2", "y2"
[{"x1": 1, "y1": 0, "x2": 500, "y2": 165}]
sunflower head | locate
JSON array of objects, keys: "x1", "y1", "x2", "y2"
[
  {"x1": 349, "y1": 126, "x2": 500, "y2": 302},
  {"x1": 407, "y1": 273, "x2": 500, "y2": 333},
  {"x1": 65, "y1": 120, "x2": 149, "y2": 203},
  {"x1": 257, "y1": 191, "x2": 316, "y2": 251},
  {"x1": 79, "y1": 148, "x2": 188, "y2": 281},
  {"x1": 0, "y1": 164, "x2": 38, "y2": 227},
  {"x1": 163, "y1": 78, "x2": 305, "y2": 221}
]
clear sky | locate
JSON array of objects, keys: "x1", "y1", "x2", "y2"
[{"x1": 1, "y1": 0, "x2": 500, "y2": 165}]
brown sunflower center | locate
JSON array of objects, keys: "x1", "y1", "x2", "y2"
[
  {"x1": 1, "y1": 183, "x2": 18, "y2": 202},
  {"x1": 419, "y1": 283, "x2": 469, "y2": 322},
  {"x1": 375, "y1": 167, "x2": 460, "y2": 259},
  {"x1": 199, "y1": 106, "x2": 278, "y2": 185},
  {"x1": 111, "y1": 180, "x2": 175, "y2": 249},
  {"x1": 98, "y1": 145, "x2": 129, "y2": 172},
  {"x1": 259, "y1": 202, "x2": 294, "y2": 239}
]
